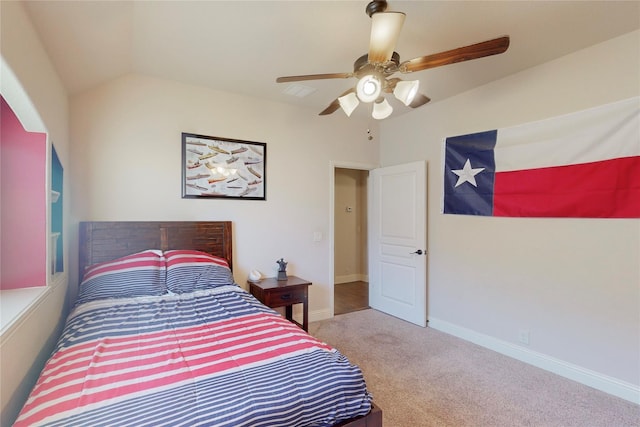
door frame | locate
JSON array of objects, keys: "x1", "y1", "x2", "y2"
[{"x1": 329, "y1": 161, "x2": 379, "y2": 317}]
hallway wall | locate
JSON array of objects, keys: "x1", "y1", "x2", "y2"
[{"x1": 334, "y1": 168, "x2": 368, "y2": 284}]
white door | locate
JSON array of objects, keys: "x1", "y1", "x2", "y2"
[{"x1": 369, "y1": 161, "x2": 427, "y2": 327}]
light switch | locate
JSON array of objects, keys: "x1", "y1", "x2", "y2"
[{"x1": 313, "y1": 231, "x2": 322, "y2": 242}]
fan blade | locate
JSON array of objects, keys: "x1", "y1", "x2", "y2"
[
  {"x1": 368, "y1": 11, "x2": 406, "y2": 64},
  {"x1": 319, "y1": 100, "x2": 342, "y2": 116},
  {"x1": 319, "y1": 88, "x2": 356, "y2": 116},
  {"x1": 276, "y1": 73, "x2": 353, "y2": 83},
  {"x1": 409, "y1": 93, "x2": 430, "y2": 108},
  {"x1": 400, "y1": 36, "x2": 510, "y2": 73}
]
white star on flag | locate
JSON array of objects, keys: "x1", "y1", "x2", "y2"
[{"x1": 451, "y1": 159, "x2": 485, "y2": 188}]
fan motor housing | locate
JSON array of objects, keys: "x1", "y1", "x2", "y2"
[
  {"x1": 354, "y1": 52, "x2": 400, "y2": 74},
  {"x1": 366, "y1": 0, "x2": 388, "y2": 17}
]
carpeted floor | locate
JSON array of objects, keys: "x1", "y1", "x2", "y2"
[{"x1": 309, "y1": 309, "x2": 640, "y2": 427}]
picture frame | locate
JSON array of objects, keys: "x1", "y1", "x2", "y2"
[{"x1": 182, "y1": 132, "x2": 266, "y2": 200}]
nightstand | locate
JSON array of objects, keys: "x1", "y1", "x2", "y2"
[{"x1": 249, "y1": 276, "x2": 311, "y2": 331}]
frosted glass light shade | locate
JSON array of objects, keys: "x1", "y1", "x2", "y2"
[
  {"x1": 393, "y1": 80, "x2": 420, "y2": 106},
  {"x1": 372, "y1": 98, "x2": 393, "y2": 120},
  {"x1": 368, "y1": 11, "x2": 406, "y2": 64},
  {"x1": 356, "y1": 74, "x2": 382, "y2": 103},
  {"x1": 338, "y1": 92, "x2": 360, "y2": 116}
]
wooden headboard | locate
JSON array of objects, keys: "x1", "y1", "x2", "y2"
[{"x1": 79, "y1": 221, "x2": 233, "y2": 279}]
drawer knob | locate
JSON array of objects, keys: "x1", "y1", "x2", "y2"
[{"x1": 280, "y1": 294, "x2": 292, "y2": 300}]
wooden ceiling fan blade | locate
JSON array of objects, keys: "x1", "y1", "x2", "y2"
[
  {"x1": 319, "y1": 101, "x2": 341, "y2": 116},
  {"x1": 319, "y1": 88, "x2": 356, "y2": 116},
  {"x1": 409, "y1": 93, "x2": 430, "y2": 108},
  {"x1": 400, "y1": 36, "x2": 510, "y2": 73},
  {"x1": 276, "y1": 73, "x2": 353, "y2": 83},
  {"x1": 368, "y1": 11, "x2": 405, "y2": 64}
]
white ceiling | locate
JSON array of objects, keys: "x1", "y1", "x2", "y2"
[{"x1": 23, "y1": 1, "x2": 640, "y2": 118}]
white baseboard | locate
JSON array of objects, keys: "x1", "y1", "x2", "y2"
[
  {"x1": 428, "y1": 317, "x2": 640, "y2": 405},
  {"x1": 335, "y1": 274, "x2": 368, "y2": 284},
  {"x1": 310, "y1": 308, "x2": 333, "y2": 323},
  {"x1": 287, "y1": 305, "x2": 332, "y2": 324}
]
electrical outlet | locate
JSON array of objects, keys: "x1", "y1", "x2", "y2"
[{"x1": 518, "y1": 329, "x2": 530, "y2": 345}]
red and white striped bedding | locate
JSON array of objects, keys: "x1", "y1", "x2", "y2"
[{"x1": 14, "y1": 285, "x2": 372, "y2": 426}]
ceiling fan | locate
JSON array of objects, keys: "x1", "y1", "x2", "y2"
[{"x1": 276, "y1": 0, "x2": 510, "y2": 119}]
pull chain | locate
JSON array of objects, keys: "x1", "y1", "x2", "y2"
[{"x1": 367, "y1": 105, "x2": 374, "y2": 141}]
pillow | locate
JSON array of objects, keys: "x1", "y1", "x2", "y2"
[
  {"x1": 77, "y1": 250, "x2": 166, "y2": 304},
  {"x1": 164, "y1": 249, "x2": 235, "y2": 293}
]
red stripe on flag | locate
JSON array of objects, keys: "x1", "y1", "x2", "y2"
[{"x1": 494, "y1": 156, "x2": 640, "y2": 218}]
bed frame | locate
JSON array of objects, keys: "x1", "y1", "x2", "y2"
[
  {"x1": 78, "y1": 221, "x2": 382, "y2": 427},
  {"x1": 79, "y1": 221, "x2": 233, "y2": 278}
]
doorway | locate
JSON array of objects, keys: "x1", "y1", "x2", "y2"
[{"x1": 333, "y1": 167, "x2": 370, "y2": 315}]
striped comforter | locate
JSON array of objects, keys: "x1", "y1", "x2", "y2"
[{"x1": 14, "y1": 285, "x2": 372, "y2": 426}]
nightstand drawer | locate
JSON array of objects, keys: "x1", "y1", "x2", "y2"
[
  {"x1": 263, "y1": 287, "x2": 307, "y2": 308},
  {"x1": 249, "y1": 276, "x2": 312, "y2": 331}
]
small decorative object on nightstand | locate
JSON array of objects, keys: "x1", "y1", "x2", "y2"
[
  {"x1": 249, "y1": 276, "x2": 311, "y2": 331},
  {"x1": 276, "y1": 258, "x2": 288, "y2": 281},
  {"x1": 248, "y1": 269, "x2": 261, "y2": 282}
]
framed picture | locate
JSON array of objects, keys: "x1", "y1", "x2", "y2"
[{"x1": 182, "y1": 132, "x2": 266, "y2": 200}]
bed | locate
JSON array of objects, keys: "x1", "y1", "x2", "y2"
[{"x1": 14, "y1": 221, "x2": 381, "y2": 427}]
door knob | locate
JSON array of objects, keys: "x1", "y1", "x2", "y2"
[{"x1": 411, "y1": 249, "x2": 424, "y2": 255}]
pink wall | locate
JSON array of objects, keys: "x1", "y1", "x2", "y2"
[{"x1": 1, "y1": 97, "x2": 47, "y2": 289}]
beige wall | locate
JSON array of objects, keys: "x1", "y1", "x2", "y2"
[
  {"x1": 0, "y1": 2, "x2": 70, "y2": 425},
  {"x1": 2, "y1": 1, "x2": 638, "y2": 421},
  {"x1": 334, "y1": 168, "x2": 368, "y2": 284},
  {"x1": 379, "y1": 30, "x2": 640, "y2": 400},
  {"x1": 69, "y1": 73, "x2": 379, "y2": 321}
]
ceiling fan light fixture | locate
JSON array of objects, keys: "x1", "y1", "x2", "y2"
[
  {"x1": 372, "y1": 97, "x2": 393, "y2": 120},
  {"x1": 338, "y1": 92, "x2": 360, "y2": 116},
  {"x1": 393, "y1": 80, "x2": 420, "y2": 106},
  {"x1": 356, "y1": 74, "x2": 382, "y2": 103},
  {"x1": 368, "y1": 11, "x2": 406, "y2": 64}
]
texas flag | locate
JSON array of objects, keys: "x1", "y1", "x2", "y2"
[{"x1": 443, "y1": 97, "x2": 640, "y2": 218}]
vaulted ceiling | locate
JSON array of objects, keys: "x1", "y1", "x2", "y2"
[{"x1": 23, "y1": 1, "x2": 640, "y2": 118}]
